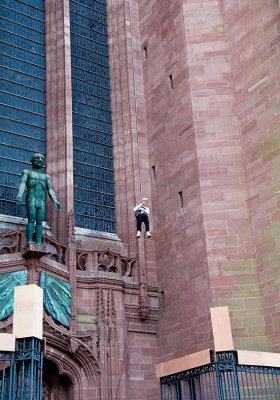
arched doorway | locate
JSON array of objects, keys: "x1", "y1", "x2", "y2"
[{"x1": 43, "y1": 359, "x2": 74, "y2": 400}]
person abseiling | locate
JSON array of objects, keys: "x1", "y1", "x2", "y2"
[{"x1": 133, "y1": 197, "x2": 151, "y2": 238}]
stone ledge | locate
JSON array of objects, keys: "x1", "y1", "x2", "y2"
[{"x1": 156, "y1": 349, "x2": 212, "y2": 378}]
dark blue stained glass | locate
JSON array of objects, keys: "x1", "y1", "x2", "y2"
[
  {"x1": 0, "y1": 55, "x2": 45, "y2": 79},
  {"x1": 74, "y1": 175, "x2": 114, "y2": 194},
  {"x1": 0, "y1": 199, "x2": 26, "y2": 218},
  {"x1": 75, "y1": 201, "x2": 115, "y2": 220},
  {"x1": 71, "y1": 55, "x2": 109, "y2": 77},
  {"x1": 70, "y1": 28, "x2": 109, "y2": 56},
  {"x1": 71, "y1": 0, "x2": 115, "y2": 233},
  {"x1": 73, "y1": 102, "x2": 111, "y2": 122},
  {"x1": 70, "y1": 14, "x2": 107, "y2": 35},
  {"x1": 74, "y1": 188, "x2": 114, "y2": 206},
  {"x1": 0, "y1": 19, "x2": 45, "y2": 43},
  {"x1": 1, "y1": 92, "x2": 45, "y2": 115},
  {"x1": 0, "y1": 158, "x2": 30, "y2": 175},
  {"x1": 0, "y1": 0, "x2": 46, "y2": 218},
  {"x1": 0, "y1": 132, "x2": 45, "y2": 153},
  {"x1": 0, "y1": 6, "x2": 45, "y2": 31},
  {"x1": 72, "y1": 114, "x2": 111, "y2": 133},
  {"x1": 74, "y1": 214, "x2": 115, "y2": 232},
  {"x1": 1, "y1": 0, "x2": 45, "y2": 17},
  {"x1": 70, "y1": 2, "x2": 107, "y2": 25},
  {"x1": 71, "y1": 45, "x2": 109, "y2": 67},
  {"x1": 73, "y1": 125, "x2": 112, "y2": 145},
  {"x1": 0, "y1": 67, "x2": 45, "y2": 92},
  {"x1": 72, "y1": 79, "x2": 110, "y2": 99},
  {"x1": 0, "y1": 31, "x2": 45, "y2": 55},
  {"x1": 71, "y1": 23, "x2": 108, "y2": 47},
  {"x1": 74, "y1": 162, "x2": 114, "y2": 182},
  {"x1": 0, "y1": 118, "x2": 45, "y2": 140},
  {"x1": 0, "y1": 144, "x2": 44, "y2": 164},
  {"x1": 0, "y1": 105, "x2": 45, "y2": 128},
  {"x1": 72, "y1": 68, "x2": 110, "y2": 89},
  {"x1": 73, "y1": 137, "x2": 113, "y2": 157},
  {"x1": 71, "y1": 0, "x2": 107, "y2": 15},
  {"x1": 73, "y1": 149, "x2": 113, "y2": 169},
  {"x1": 0, "y1": 43, "x2": 45, "y2": 67},
  {"x1": 1, "y1": 80, "x2": 45, "y2": 103},
  {"x1": 72, "y1": 91, "x2": 111, "y2": 111},
  {"x1": 0, "y1": 186, "x2": 20, "y2": 201}
]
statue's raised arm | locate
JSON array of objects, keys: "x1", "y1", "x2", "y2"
[
  {"x1": 16, "y1": 153, "x2": 61, "y2": 245},
  {"x1": 46, "y1": 174, "x2": 61, "y2": 212}
]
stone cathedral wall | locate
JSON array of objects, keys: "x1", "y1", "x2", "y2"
[{"x1": 137, "y1": 0, "x2": 280, "y2": 363}]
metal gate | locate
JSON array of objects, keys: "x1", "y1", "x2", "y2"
[
  {"x1": 160, "y1": 351, "x2": 280, "y2": 400},
  {"x1": 0, "y1": 337, "x2": 43, "y2": 400}
]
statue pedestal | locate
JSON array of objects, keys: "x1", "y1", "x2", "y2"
[
  {"x1": 22, "y1": 243, "x2": 49, "y2": 285},
  {"x1": 22, "y1": 243, "x2": 48, "y2": 259}
]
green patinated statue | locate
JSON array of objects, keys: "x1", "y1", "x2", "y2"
[{"x1": 16, "y1": 153, "x2": 61, "y2": 245}]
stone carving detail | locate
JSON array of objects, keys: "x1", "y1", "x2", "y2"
[
  {"x1": 0, "y1": 231, "x2": 135, "y2": 277},
  {"x1": 26, "y1": 259, "x2": 40, "y2": 284},
  {"x1": 0, "y1": 231, "x2": 22, "y2": 254},
  {"x1": 0, "y1": 315, "x2": 13, "y2": 332},
  {"x1": 107, "y1": 289, "x2": 116, "y2": 341},
  {"x1": 44, "y1": 312, "x2": 100, "y2": 379},
  {"x1": 67, "y1": 209, "x2": 76, "y2": 245},
  {"x1": 44, "y1": 234, "x2": 67, "y2": 265},
  {"x1": 0, "y1": 231, "x2": 136, "y2": 276},
  {"x1": 95, "y1": 288, "x2": 117, "y2": 359},
  {"x1": 0, "y1": 231, "x2": 66, "y2": 264},
  {"x1": 138, "y1": 283, "x2": 149, "y2": 320},
  {"x1": 76, "y1": 248, "x2": 136, "y2": 277},
  {"x1": 68, "y1": 338, "x2": 79, "y2": 354},
  {"x1": 67, "y1": 210, "x2": 77, "y2": 333}
]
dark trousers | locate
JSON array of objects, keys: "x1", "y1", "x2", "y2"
[{"x1": 136, "y1": 213, "x2": 149, "y2": 232}]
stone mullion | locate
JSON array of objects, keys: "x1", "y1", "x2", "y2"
[
  {"x1": 107, "y1": 0, "x2": 131, "y2": 247},
  {"x1": 108, "y1": 0, "x2": 152, "y2": 255},
  {"x1": 45, "y1": 0, "x2": 74, "y2": 244},
  {"x1": 107, "y1": 4, "x2": 135, "y2": 399}
]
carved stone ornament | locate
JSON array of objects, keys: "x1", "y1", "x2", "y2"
[
  {"x1": 26, "y1": 259, "x2": 40, "y2": 284},
  {"x1": 138, "y1": 293, "x2": 149, "y2": 320},
  {"x1": 68, "y1": 338, "x2": 79, "y2": 354}
]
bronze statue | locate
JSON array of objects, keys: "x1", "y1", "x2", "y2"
[{"x1": 16, "y1": 153, "x2": 61, "y2": 245}]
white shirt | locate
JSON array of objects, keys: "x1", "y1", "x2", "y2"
[{"x1": 134, "y1": 202, "x2": 150, "y2": 215}]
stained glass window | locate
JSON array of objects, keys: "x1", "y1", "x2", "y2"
[
  {"x1": 70, "y1": 0, "x2": 115, "y2": 232},
  {"x1": 0, "y1": 0, "x2": 46, "y2": 218}
]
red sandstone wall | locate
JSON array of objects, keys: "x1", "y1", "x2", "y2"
[
  {"x1": 182, "y1": 0, "x2": 267, "y2": 352},
  {"x1": 138, "y1": 0, "x2": 276, "y2": 360},
  {"x1": 128, "y1": 332, "x2": 158, "y2": 399},
  {"x1": 138, "y1": 0, "x2": 214, "y2": 360},
  {"x1": 223, "y1": 0, "x2": 280, "y2": 352}
]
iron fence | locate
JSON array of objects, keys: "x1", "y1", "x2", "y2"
[
  {"x1": 0, "y1": 337, "x2": 43, "y2": 400},
  {"x1": 160, "y1": 351, "x2": 280, "y2": 400}
]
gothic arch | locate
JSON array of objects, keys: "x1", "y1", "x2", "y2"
[
  {"x1": 43, "y1": 313, "x2": 100, "y2": 397},
  {"x1": 43, "y1": 359, "x2": 75, "y2": 400}
]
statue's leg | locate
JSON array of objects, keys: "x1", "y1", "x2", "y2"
[
  {"x1": 26, "y1": 206, "x2": 36, "y2": 244},
  {"x1": 35, "y1": 207, "x2": 45, "y2": 244}
]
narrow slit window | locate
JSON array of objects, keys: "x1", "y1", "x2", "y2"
[
  {"x1": 179, "y1": 191, "x2": 183, "y2": 208},
  {"x1": 152, "y1": 165, "x2": 156, "y2": 181},
  {"x1": 160, "y1": 291, "x2": 165, "y2": 309},
  {"x1": 168, "y1": 74, "x2": 173, "y2": 89},
  {"x1": 143, "y1": 45, "x2": 147, "y2": 59}
]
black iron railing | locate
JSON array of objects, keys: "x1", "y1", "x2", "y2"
[
  {"x1": 0, "y1": 337, "x2": 43, "y2": 400},
  {"x1": 160, "y1": 351, "x2": 280, "y2": 400}
]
